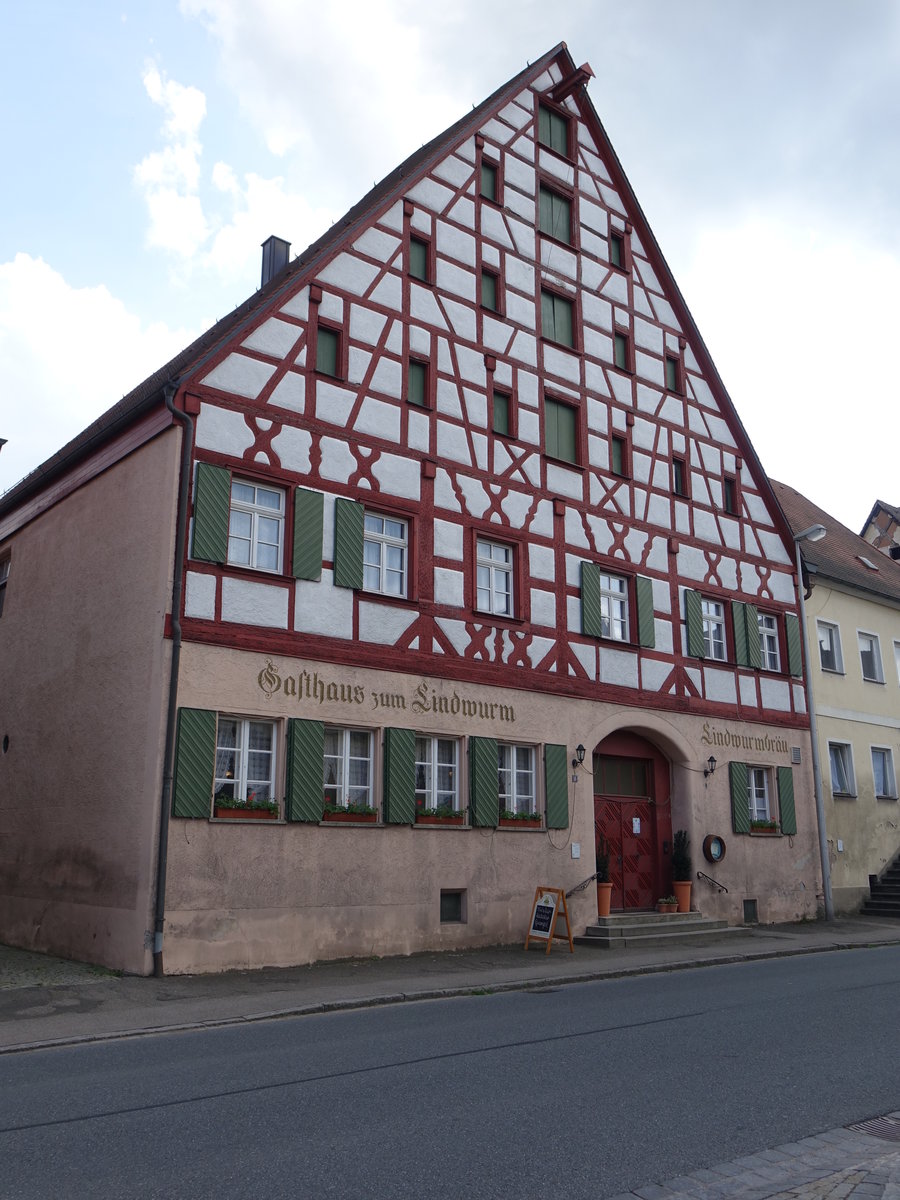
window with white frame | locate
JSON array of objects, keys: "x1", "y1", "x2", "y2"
[
  {"x1": 828, "y1": 742, "x2": 855, "y2": 796},
  {"x1": 702, "y1": 598, "x2": 727, "y2": 661},
  {"x1": 748, "y1": 767, "x2": 772, "y2": 821},
  {"x1": 600, "y1": 573, "x2": 629, "y2": 641},
  {"x1": 498, "y1": 744, "x2": 536, "y2": 815},
  {"x1": 363, "y1": 514, "x2": 408, "y2": 596},
  {"x1": 214, "y1": 717, "x2": 276, "y2": 804},
  {"x1": 414, "y1": 736, "x2": 459, "y2": 813},
  {"x1": 872, "y1": 747, "x2": 897, "y2": 799},
  {"x1": 228, "y1": 480, "x2": 284, "y2": 572},
  {"x1": 476, "y1": 539, "x2": 513, "y2": 616},
  {"x1": 323, "y1": 728, "x2": 374, "y2": 810},
  {"x1": 858, "y1": 631, "x2": 884, "y2": 682},
  {"x1": 758, "y1": 613, "x2": 781, "y2": 672},
  {"x1": 817, "y1": 621, "x2": 843, "y2": 673}
]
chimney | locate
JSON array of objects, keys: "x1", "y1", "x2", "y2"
[{"x1": 260, "y1": 236, "x2": 291, "y2": 287}]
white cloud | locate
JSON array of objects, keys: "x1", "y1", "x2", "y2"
[{"x1": 0, "y1": 254, "x2": 197, "y2": 494}]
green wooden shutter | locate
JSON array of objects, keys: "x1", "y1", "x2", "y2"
[
  {"x1": 191, "y1": 463, "x2": 230, "y2": 563},
  {"x1": 729, "y1": 760, "x2": 750, "y2": 834},
  {"x1": 172, "y1": 707, "x2": 216, "y2": 818},
  {"x1": 777, "y1": 766, "x2": 797, "y2": 835},
  {"x1": 732, "y1": 601, "x2": 748, "y2": 667},
  {"x1": 684, "y1": 589, "x2": 704, "y2": 658},
  {"x1": 581, "y1": 562, "x2": 603, "y2": 638},
  {"x1": 292, "y1": 488, "x2": 324, "y2": 580},
  {"x1": 469, "y1": 736, "x2": 499, "y2": 827},
  {"x1": 383, "y1": 727, "x2": 416, "y2": 824},
  {"x1": 285, "y1": 719, "x2": 325, "y2": 822},
  {"x1": 333, "y1": 497, "x2": 364, "y2": 589},
  {"x1": 785, "y1": 613, "x2": 803, "y2": 677},
  {"x1": 744, "y1": 603, "x2": 762, "y2": 669},
  {"x1": 636, "y1": 575, "x2": 655, "y2": 648},
  {"x1": 544, "y1": 744, "x2": 568, "y2": 829}
]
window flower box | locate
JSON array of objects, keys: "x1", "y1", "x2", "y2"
[
  {"x1": 499, "y1": 812, "x2": 542, "y2": 829},
  {"x1": 214, "y1": 805, "x2": 278, "y2": 821},
  {"x1": 416, "y1": 810, "x2": 465, "y2": 826},
  {"x1": 750, "y1": 820, "x2": 779, "y2": 835},
  {"x1": 322, "y1": 806, "x2": 378, "y2": 824}
]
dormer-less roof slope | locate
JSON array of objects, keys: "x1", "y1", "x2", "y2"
[
  {"x1": 0, "y1": 41, "x2": 793, "y2": 555},
  {"x1": 771, "y1": 479, "x2": 900, "y2": 607}
]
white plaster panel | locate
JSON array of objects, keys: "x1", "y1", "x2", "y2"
[
  {"x1": 508, "y1": 215, "x2": 536, "y2": 257},
  {"x1": 437, "y1": 421, "x2": 472, "y2": 467},
  {"x1": 463, "y1": 388, "x2": 488, "y2": 428},
  {"x1": 688, "y1": 405, "x2": 711, "y2": 437},
  {"x1": 449, "y1": 196, "x2": 476, "y2": 226},
  {"x1": 378, "y1": 201, "x2": 404, "y2": 233},
  {"x1": 580, "y1": 230, "x2": 606, "y2": 259},
  {"x1": 500, "y1": 100, "x2": 531, "y2": 131},
  {"x1": 443, "y1": 297, "x2": 477, "y2": 344},
  {"x1": 659, "y1": 396, "x2": 684, "y2": 425},
  {"x1": 268, "y1": 371, "x2": 305, "y2": 414},
  {"x1": 624, "y1": 528, "x2": 648, "y2": 565},
  {"x1": 651, "y1": 459, "x2": 670, "y2": 490},
  {"x1": 500, "y1": 489, "x2": 532, "y2": 530},
  {"x1": 407, "y1": 325, "x2": 429, "y2": 357},
  {"x1": 315, "y1": 380, "x2": 355, "y2": 427},
  {"x1": 529, "y1": 588, "x2": 556, "y2": 628},
  {"x1": 371, "y1": 453, "x2": 420, "y2": 500},
  {"x1": 768, "y1": 571, "x2": 795, "y2": 604},
  {"x1": 434, "y1": 519, "x2": 464, "y2": 561},
  {"x1": 632, "y1": 451, "x2": 652, "y2": 485},
  {"x1": 565, "y1": 509, "x2": 589, "y2": 550},
  {"x1": 586, "y1": 400, "x2": 608, "y2": 433},
  {"x1": 370, "y1": 357, "x2": 402, "y2": 400},
  {"x1": 505, "y1": 256, "x2": 535, "y2": 294},
  {"x1": 352, "y1": 227, "x2": 401, "y2": 262},
  {"x1": 641, "y1": 659, "x2": 672, "y2": 692},
  {"x1": 585, "y1": 514, "x2": 616, "y2": 556},
  {"x1": 279, "y1": 288, "x2": 309, "y2": 321},
  {"x1": 716, "y1": 558, "x2": 739, "y2": 591},
  {"x1": 540, "y1": 242, "x2": 577, "y2": 279},
  {"x1": 456, "y1": 136, "x2": 476, "y2": 164},
  {"x1": 436, "y1": 259, "x2": 475, "y2": 302},
  {"x1": 677, "y1": 544, "x2": 709, "y2": 582},
  {"x1": 584, "y1": 360, "x2": 611, "y2": 397},
  {"x1": 493, "y1": 441, "x2": 512, "y2": 476},
  {"x1": 609, "y1": 372, "x2": 633, "y2": 407},
  {"x1": 434, "y1": 618, "x2": 468, "y2": 657},
  {"x1": 434, "y1": 469, "x2": 461, "y2": 514},
  {"x1": 482, "y1": 242, "x2": 500, "y2": 269},
  {"x1": 743, "y1": 490, "x2": 772, "y2": 526},
  {"x1": 347, "y1": 347, "x2": 372, "y2": 388},
  {"x1": 704, "y1": 667, "x2": 737, "y2": 705},
  {"x1": 646, "y1": 540, "x2": 668, "y2": 577},
  {"x1": 744, "y1": 527, "x2": 763, "y2": 558},
  {"x1": 185, "y1": 571, "x2": 216, "y2": 619},
  {"x1": 452, "y1": 345, "x2": 485, "y2": 387},
  {"x1": 793, "y1": 684, "x2": 807, "y2": 714},
  {"x1": 196, "y1": 403, "x2": 255, "y2": 456},
  {"x1": 693, "y1": 509, "x2": 721, "y2": 546},
  {"x1": 436, "y1": 378, "x2": 463, "y2": 420},
  {"x1": 437, "y1": 338, "x2": 454, "y2": 376},
  {"x1": 270, "y1": 425, "x2": 312, "y2": 474},
  {"x1": 528, "y1": 500, "x2": 554, "y2": 538},
  {"x1": 739, "y1": 675, "x2": 759, "y2": 708},
  {"x1": 739, "y1": 561, "x2": 761, "y2": 597},
  {"x1": 646, "y1": 494, "x2": 672, "y2": 531},
  {"x1": 600, "y1": 271, "x2": 629, "y2": 305},
  {"x1": 503, "y1": 153, "x2": 535, "y2": 194},
  {"x1": 318, "y1": 437, "x2": 357, "y2": 483},
  {"x1": 511, "y1": 331, "x2": 537, "y2": 367},
  {"x1": 293, "y1": 571, "x2": 353, "y2": 639},
  {"x1": 480, "y1": 205, "x2": 514, "y2": 249},
  {"x1": 406, "y1": 176, "x2": 454, "y2": 212},
  {"x1": 457, "y1": 474, "x2": 490, "y2": 518},
  {"x1": 385, "y1": 320, "x2": 403, "y2": 355},
  {"x1": 632, "y1": 287, "x2": 654, "y2": 320},
  {"x1": 319, "y1": 255, "x2": 380, "y2": 298},
  {"x1": 202, "y1": 354, "x2": 275, "y2": 400},
  {"x1": 758, "y1": 530, "x2": 792, "y2": 566},
  {"x1": 242, "y1": 317, "x2": 300, "y2": 359},
  {"x1": 437, "y1": 222, "x2": 476, "y2": 267},
  {"x1": 504, "y1": 188, "x2": 535, "y2": 223},
  {"x1": 582, "y1": 292, "x2": 612, "y2": 333},
  {"x1": 635, "y1": 351, "x2": 661, "y2": 384},
  {"x1": 691, "y1": 375, "x2": 717, "y2": 410},
  {"x1": 358, "y1": 602, "x2": 417, "y2": 645},
  {"x1": 721, "y1": 517, "x2": 742, "y2": 551},
  {"x1": 528, "y1": 543, "x2": 555, "y2": 582},
  {"x1": 222, "y1": 577, "x2": 288, "y2": 629},
  {"x1": 432, "y1": 154, "x2": 473, "y2": 188},
  {"x1": 675, "y1": 502, "x2": 691, "y2": 535},
  {"x1": 579, "y1": 196, "x2": 607, "y2": 236},
  {"x1": 472, "y1": 432, "x2": 488, "y2": 472},
  {"x1": 504, "y1": 293, "x2": 535, "y2": 331},
  {"x1": 349, "y1": 306, "x2": 386, "y2": 348},
  {"x1": 760, "y1": 678, "x2": 792, "y2": 712},
  {"x1": 587, "y1": 436, "x2": 608, "y2": 472},
  {"x1": 479, "y1": 116, "x2": 516, "y2": 145},
  {"x1": 579, "y1": 143, "x2": 610, "y2": 181},
  {"x1": 599, "y1": 646, "x2": 639, "y2": 689},
  {"x1": 704, "y1": 413, "x2": 737, "y2": 448},
  {"x1": 515, "y1": 371, "x2": 537, "y2": 410},
  {"x1": 526, "y1": 636, "x2": 555, "y2": 669},
  {"x1": 410, "y1": 285, "x2": 450, "y2": 330},
  {"x1": 633, "y1": 318, "x2": 664, "y2": 355},
  {"x1": 547, "y1": 462, "x2": 584, "y2": 501},
  {"x1": 434, "y1": 567, "x2": 464, "y2": 608},
  {"x1": 369, "y1": 273, "x2": 402, "y2": 311},
  {"x1": 654, "y1": 297, "x2": 682, "y2": 331},
  {"x1": 566, "y1": 594, "x2": 581, "y2": 631},
  {"x1": 483, "y1": 315, "x2": 514, "y2": 353},
  {"x1": 654, "y1": 620, "x2": 674, "y2": 655},
  {"x1": 684, "y1": 666, "x2": 702, "y2": 693}
]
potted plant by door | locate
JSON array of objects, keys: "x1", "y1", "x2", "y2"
[
  {"x1": 595, "y1": 836, "x2": 613, "y2": 917},
  {"x1": 672, "y1": 829, "x2": 693, "y2": 912},
  {"x1": 656, "y1": 896, "x2": 678, "y2": 913}
]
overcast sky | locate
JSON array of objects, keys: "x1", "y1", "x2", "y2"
[{"x1": 2, "y1": 0, "x2": 897, "y2": 533}]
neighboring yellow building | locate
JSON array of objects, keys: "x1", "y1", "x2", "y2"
[{"x1": 774, "y1": 481, "x2": 900, "y2": 913}]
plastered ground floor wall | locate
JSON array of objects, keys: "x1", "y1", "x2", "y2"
[{"x1": 161, "y1": 643, "x2": 822, "y2": 974}]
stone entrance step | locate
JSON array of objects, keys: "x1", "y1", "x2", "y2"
[{"x1": 575, "y1": 910, "x2": 755, "y2": 950}]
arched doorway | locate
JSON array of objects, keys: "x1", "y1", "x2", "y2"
[{"x1": 593, "y1": 731, "x2": 672, "y2": 911}]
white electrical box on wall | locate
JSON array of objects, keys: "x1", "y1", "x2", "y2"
[{"x1": 571, "y1": 843, "x2": 580, "y2": 859}]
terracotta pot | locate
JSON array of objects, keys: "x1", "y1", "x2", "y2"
[
  {"x1": 416, "y1": 814, "x2": 465, "y2": 826},
  {"x1": 672, "y1": 880, "x2": 692, "y2": 913},
  {"x1": 322, "y1": 811, "x2": 378, "y2": 823},
  {"x1": 596, "y1": 881, "x2": 613, "y2": 917},
  {"x1": 499, "y1": 818, "x2": 542, "y2": 829},
  {"x1": 214, "y1": 806, "x2": 277, "y2": 820},
  {"x1": 657, "y1": 901, "x2": 677, "y2": 913}
]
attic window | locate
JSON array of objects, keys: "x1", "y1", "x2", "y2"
[
  {"x1": 857, "y1": 555, "x2": 880, "y2": 572},
  {"x1": 538, "y1": 102, "x2": 569, "y2": 157}
]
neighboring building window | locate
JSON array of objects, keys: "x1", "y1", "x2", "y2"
[
  {"x1": 315, "y1": 325, "x2": 340, "y2": 377},
  {"x1": 858, "y1": 631, "x2": 884, "y2": 682},
  {"x1": 614, "y1": 331, "x2": 630, "y2": 371},
  {"x1": 480, "y1": 159, "x2": 498, "y2": 202},
  {"x1": 481, "y1": 269, "x2": 499, "y2": 311},
  {"x1": 723, "y1": 475, "x2": 738, "y2": 515},
  {"x1": 672, "y1": 457, "x2": 687, "y2": 497},
  {"x1": 476, "y1": 539, "x2": 513, "y2": 616},
  {"x1": 665, "y1": 355, "x2": 680, "y2": 393},
  {"x1": 610, "y1": 435, "x2": 627, "y2": 477},
  {"x1": 748, "y1": 767, "x2": 772, "y2": 821},
  {"x1": 498, "y1": 744, "x2": 536, "y2": 815},
  {"x1": 541, "y1": 290, "x2": 574, "y2": 348},
  {"x1": 363, "y1": 514, "x2": 408, "y2": 596},
  {"x1": 538, "y1": 102, "x2": 569, "y2": 155},
  {"x1": 0, "y1": 559, "x2": 8, "y2": 617},
  {"x1": 758, "y1": 613, "x2": 781, "y2": 672},
  {"x1": 492, "y1": 389, "x2": 511, "y2": 436},
  {"x1": 894, "y1": 640, "x2": 900, "y2": 685},
  {"x1": 610, "y1": 232, "x2": 625, "y2": 269},
  {"x1": 829, "y1": 742, "x2": 855, "y2": 796},
  {"x1": 539, "y1": 185, "x2": 572, "y2": 244},
  {"x1": 415, "y1": 735, "x2": 459, "y2": 812},
  {"x1": 702, "y1": 598, "x2": 727, "y2": 661},
  {"x1": 408, "y1": 358, "x2": 428, "y2": 407},
  {"x1": 323, "y1": 728, "x2": 373, "y2": 809},
  {"x1": 544, "y1": 396, "x2": 577, "y2": 463},
  {"x1": 599, "y1": 573, "x2": 629, "y2": 641},
  {"x1": 409, "y1": 236, "x2": 430, "y2": 282},
  {"x1": 817, "y1": 621, "x2": 843, "y2": 673},
  {"x1": 214, "y1": 717, "x2": 276, "y2": 804},
  {"x1": 228, "y1": 480, "x2": 284, "y2": 572},
  {"x1": 872, "y1": 747, "x2": 897, "y2": 799}
]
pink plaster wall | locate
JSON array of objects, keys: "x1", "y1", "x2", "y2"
[{"x1": 0, "y1": 431, "x2": 181, "y2": 973}]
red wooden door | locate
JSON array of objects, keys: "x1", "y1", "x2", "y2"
[{"x1": 595, "y1": 799, "x2": 655, "y2": 910}]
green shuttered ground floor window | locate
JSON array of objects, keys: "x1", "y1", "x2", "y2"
[{"x1": 728, "y1": 761, "x2": 797, "y2": 835}]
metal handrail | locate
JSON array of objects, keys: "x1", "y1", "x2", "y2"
[
  {"x1": 566, "y1": 873, "x2": 600, "y2": 897},
  {"x1": 697, "y1": 870, "x2": 728, "y2": 893}
]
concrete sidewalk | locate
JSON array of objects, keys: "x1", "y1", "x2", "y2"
[{"x1": 2, "y1": 914, "x2": 899, "y2": 1054}]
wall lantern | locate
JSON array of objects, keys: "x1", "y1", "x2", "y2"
[
  {"x1": 572, "y1": 744, "x2": 586, "y2": 769},
  {"x1": 703, "y1": 755, "x2": 717, "y2": 778}
]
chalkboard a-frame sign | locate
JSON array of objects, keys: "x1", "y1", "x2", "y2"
[{"x1": 524, "y1": 886, "x2": 574, "y2": 954}]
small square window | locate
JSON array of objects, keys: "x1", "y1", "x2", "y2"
[
  {"x1": 610, "y1": 232, "x2": 625, "y2": 269},
  {"x1": 480, "y1": 160, "x2": 498, "y2": 202},
  {"x1": 541, "y1": 290, "x2": 574, "y2": 348},
  {"x1": 481, "y1": 269, "x2": 499, "y2": 311},
  {"x1": 539, "y1": 185, "x2": 572, "y2": 244},
  {"x1": 872, "y1": 747, "x2": 897, "y2": 799},
  {"x1": 316, "y1": 326, "x2": 340, "y2": 377},
  {"x1": 408, "y1": 359, "x2": 428, "y2": 407},
  {"x1": 614, "y1": 331, "x2": 629, "y2": 371},
  {"x1": 492, "y1": 389, "x2": 511, "y2": 437},
  {"x1": 440, "y1": 890, "x2": 465, "y2": 922},
  {"x1": 409, "y1": 236, "x2": 430, "y2": 282},
  {"x1": 858, "y1": 631, "x2": 884, "y2": 682},
  {"x1": 610, "y1": 435, "x2": 628, "y2": 477},
  {"x1": 672, "y1": 457, "x2": 687, "y2": 497},
  {"x1": 829, "y1": 742, "x2": 855, "y2": 796},
  {"x1": 723, "y1": 475, "x2": 738, "y2": 515},
  {"x1": 665, "y1": 355, "x2": 680, "y2": 393},
  {"x1": 538, "y1": 102, "x2": 569, "y2": 156},
  {"x1": 228, "y1": 480, "x2": 285, "y2": 572},
  {"x1": 545, "y1": 397, "x2": 577, "y2": 464},
  {"x1": 818, "y1": 621, "x2": 843, "y2": 673}
]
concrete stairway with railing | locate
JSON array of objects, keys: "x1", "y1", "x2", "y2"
[
  {"x1": 575, "y1": 910, "x2": 755, "y2": 950},
  {"x1": 861, "y1": 847, "x2": 900, "y2": 919}
]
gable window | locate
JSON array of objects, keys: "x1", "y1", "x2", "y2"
[
  {"x1": 872, "y1": 747, "x2": 897, "y2": 799},
  {"x1": 614, "y1": 330, "x2": 630, "y2": 372},
  {"x1": 723, "y1": 475, "x2": 738, "y2": 516},
  {"x1": 758, "y1": 613, "x2": 781, "y2": 672},
  {"x1": 480, "y1": 159, "x2": 498, "y2": 202},
  {"x1": 610, "y1": 434, "x2": 628, "y2": 477},
  {"x1": 817, "y1": 621, "x2": 843, "y2": 673},
  {"x1": 544, "y1": 396, "x2": 577, "y2": 464},
  {"x1": 610, "y1": 232, "x2": 625, "y2": 269},
  {"x1": 539, "y1": 185, "x2": 572, "y2": 244},
  {"x1": 315, "y1": 325, "x2": 341, "y2": 378},
  {"x1": 541, "y1": 289, "x2": 574, "y2": 347},
  {"x1": 214, "y1": 717, "x2": 276, "y2": 806},
  {"x1": 409, "y1": 236, "x2": 430, "y2": 282},
  {"x1": 324, "y1": 728, "x2": 374, "y2": 810},
  {"x1": 538, "y1": 102, "x2": 569, "y2": 156},
  {"x1": 672, "y1": 457, "x2": 687, "y2": 497},
  {"x1": 228, "y1": 480, "x2": 284, "y2": 572},
  {"x1": 858, "y1": 631, "x2": 884, "y2": 682},
  {"x1": 363, "y1": 514, "x2": 407, "y2": 596},
  {"x1": 0, "y1": 558, "x2": 8, "y2": 617},
  {"x1": 702, "y1": 597, "x2": 727, "y2": 661},
  {"x1": 665, "y1": 355, "x2": 681, "y2": 393},
  {"x1": 415, "y1": 735, "x2": 459, "y2": 813},
  {"x1": 749, "y1": 767, "x2": 772, "y2": 822},
  {"x1": 407, "y1": 358, "x2": 429, "y2": 407},
  {"x1": 599, "y1": 572, "x2": 629, "y2": 641},
  {"x1": 492, "y1": 389, "x2": 512, "y2": 436},
  {"x1": 476, "y1": 538, "x2": 514, "y2": 616},
  {"x1": 481, "y1": 268, "x2": 499, "y2": 311},
  {"x1": 829, "y1": 742, "x2": 855, "y2": 797},
  {"x1": 498, "y1": 744, "x2": 536, "y2": 816}
]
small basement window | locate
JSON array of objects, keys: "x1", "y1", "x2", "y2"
[{"x1": 440, "y1": 890, "x2": 466, "y2": 923}]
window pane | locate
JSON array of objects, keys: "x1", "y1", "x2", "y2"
[
  {"x1": 610, "y1": 233, "x2": 623, "y2": 268},
  {"x1": 614, "y1": 332, "x2": 628, "y2": 369},
  {"x1": 611, "y1": 437, "x2": 623, "y2": 475},
  {"x1": 673, "y1": 459, "x2": 685, "y2": 495},
  {"x1": 316, "y1": 327, "x2": 339, "y2": 376},
  {"x1": 409, "y1": 238, "x2": 428, "y2": 280},
  {"x1": 408, "y1": 360, "x2": 427, "y2": 406},
  {"x1": 481, "y1": 270, "x2": 497, "y2": 310},
  {"x1": 666, "y1": 357, "x2": 678, "y2": 391},
  {"x1": 493, "y1": 391, "x2": 510, "y2": 435},
  {"x1": 481, "y1": 161, "x2": 497, "y2": 201},
  {"x1": 554, "y1": 294, "x2": 573, "y2": 344}
]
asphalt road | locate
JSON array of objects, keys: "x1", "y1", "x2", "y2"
[{"x1": 3, "y1": 947, "x2": 899, "y2": 1200}]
